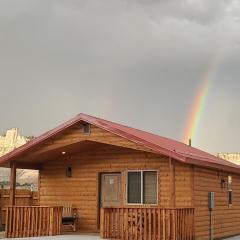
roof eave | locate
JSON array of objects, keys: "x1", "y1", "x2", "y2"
[{"x1": 185, "y1": 157, "x2": 240, "y2": 174}]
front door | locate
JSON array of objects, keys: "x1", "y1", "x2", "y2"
[{"x1": 100, "y1": 173, "x2": 121, "y2": 207}]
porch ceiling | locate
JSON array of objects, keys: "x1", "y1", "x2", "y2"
[{"x1": 3, "y1": 140, "x2": 109, "y2": 169}]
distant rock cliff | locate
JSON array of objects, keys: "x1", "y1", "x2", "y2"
[
  {"x1": 0, "y1": 128, "x2": 37, "y2": 186},
  {"x1": 0, "y1": 128, "x2": 31, "y2": 157},
  {"x1": 217, "y1": 153, "x2": 240, "y2": 165}
]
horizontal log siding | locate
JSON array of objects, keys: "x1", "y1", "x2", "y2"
[
  {"x1": 39, "y1": 146, "x2": 172, "y2": 232},
  {"x1": 194, "y1": 167, "x2": 240, "y2": 240},
  {"x1": 174, "y1": 162, "x2": 194, "y2": 208}
]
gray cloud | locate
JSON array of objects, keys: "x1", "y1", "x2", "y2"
[
  {"x1": 137, "y1": 0, "x2": 236, "y2": 24},
  {"x1": 0, "y1": 0, "x2": 239, "y2": 153}
]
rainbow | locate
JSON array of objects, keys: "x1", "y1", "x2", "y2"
[{"x1": 183, "y1": 60, "x2": 218, "y2": 145}]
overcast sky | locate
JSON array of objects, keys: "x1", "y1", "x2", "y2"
[{"x1": 0, "y1": 0, "x2": 239, "y2": 153}]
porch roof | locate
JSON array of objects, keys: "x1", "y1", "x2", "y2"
[{"x1": 0, "y1": 113, "x2": 239, "y2": 173}]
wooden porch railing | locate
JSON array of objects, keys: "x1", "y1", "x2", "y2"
[
  {"x1": 5, "y1": 206, "x2": 63, "y2": 238},
  {"x1": 100, "y1": 207, "x2": 194, "y2": 240}
]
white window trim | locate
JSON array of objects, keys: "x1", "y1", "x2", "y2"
[{"x1": 126, "y1": 170, "x2": 158, "y2": 205}]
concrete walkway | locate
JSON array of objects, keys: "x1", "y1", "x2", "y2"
[
  {"x1": 1, "y1": 233, "x2": 240, "y2": 240},
  {"x1": 225, "y1": 237, "x2": 240, "y2": 240}
]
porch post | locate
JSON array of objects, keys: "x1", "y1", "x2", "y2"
[{"x1": 9, "y1": 162, "x2": 17, "y2": 206}]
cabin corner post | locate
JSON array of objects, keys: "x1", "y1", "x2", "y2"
[
  {"x1": 169, "y1": 157, "x2": 176, "y2": 208},
  {"x1": 9, "y1": 162, "x2": 17, "y2": 206}
]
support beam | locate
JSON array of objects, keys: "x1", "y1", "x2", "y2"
[
  {"x1": 9, "y1": 162, "x2": 16, "y2": 206},
  {"x1": 15, "y1": 162, "x2": 41, "y2": 170}
]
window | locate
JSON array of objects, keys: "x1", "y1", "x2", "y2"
[
  {"x1": 128, "y1": 172, "x2": 141, "y2": 204},
  {"x1": 127, "y1": 171, "x2": 157, "y2": 204},
  {"x1": 228, "y1": 191, "x2": 233, "y2": 205},
  {"x1": 82, "y1": 123, "x2": 91, "y2": 134}
]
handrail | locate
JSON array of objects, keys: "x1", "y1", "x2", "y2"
[{"x1": 103, "y1": 206, "x2": 194, "y2": 209}]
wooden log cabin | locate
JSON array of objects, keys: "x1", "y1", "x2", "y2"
[{"x1": 0, "y1": 113, "x2": 240, "y2": 239}]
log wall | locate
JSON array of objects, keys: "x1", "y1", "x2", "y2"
[
  {"x1": 174, "y1": 162, "x2": 194, "y2": 208},
  {"x1": 194, "y1": 167, "x2": 240, "y2": 240}
]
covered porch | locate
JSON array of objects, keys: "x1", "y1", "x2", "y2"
[{"x1": 2, "y1": 140, "x2": 103, "y2": 238}]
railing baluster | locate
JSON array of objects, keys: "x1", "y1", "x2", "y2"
[
  {"x1": 139, "y1": 208, "x2": 142, "y2": 240},
  {"x1": 19, "y1": 207, "x2": 22, "y2": 237},
  {"x1": 130, "y1": 208, "x2": 132, "y2": 239},
  {"x1": 149, "y1": 208, "x2": 152, "y2": 240},
  {"x1": 134, "y1": 208, "x2": 137, "y2": 240},
  {"x1": 107, "y1": 209, "x2": 109, "y2": 238},
  {"x1": 162, "y1": 209, "x2": 166, "y2": 240},
  {"x1": 13, "y1": 207, "x2": 17, "y2": 238},
  {"x1": 38, "y1": 207, "x2": 42, "y2": 236},
  {"x1": 153, "y1": 208, "x2": 156, "y2": 240},
  {"x1": 173, "y1": 209, "x2": 176, "y2": 240},
  {"x1": 157, "y1": 209, "x2": 161, "y2": 240},
  {"x1": 144, "y1": 208, "x2": 147, "y2": 240}
]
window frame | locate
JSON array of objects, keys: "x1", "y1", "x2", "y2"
[{"x1": 126, "y1": 170, "x2": 158, "y2": 205}]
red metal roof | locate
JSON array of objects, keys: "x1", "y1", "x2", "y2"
[{"x1": 0, "y1": 113, "x2": 239, "y2": 173}]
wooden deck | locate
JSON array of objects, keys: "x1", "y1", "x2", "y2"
[
  {"x1": 100, "y1": 207, "x2": 195, "y2": 240},
  {"x1": 5, "y1": 206, "x2": 62, "y2": 238}
]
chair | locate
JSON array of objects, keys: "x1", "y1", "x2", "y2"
[{"x1": 61, "y1": 203, "x2": 77, "y2": 232}]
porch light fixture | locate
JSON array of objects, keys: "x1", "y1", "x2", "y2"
[
  {"x1": 66, "y1": 166, "x2": 72, "y2": 177},
  {"x1": 62, "y1": 151, "x2": 66, "y2": 155},
  {"x1": 221, "y1": 178, "x2": 226, "y2": 188}
]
